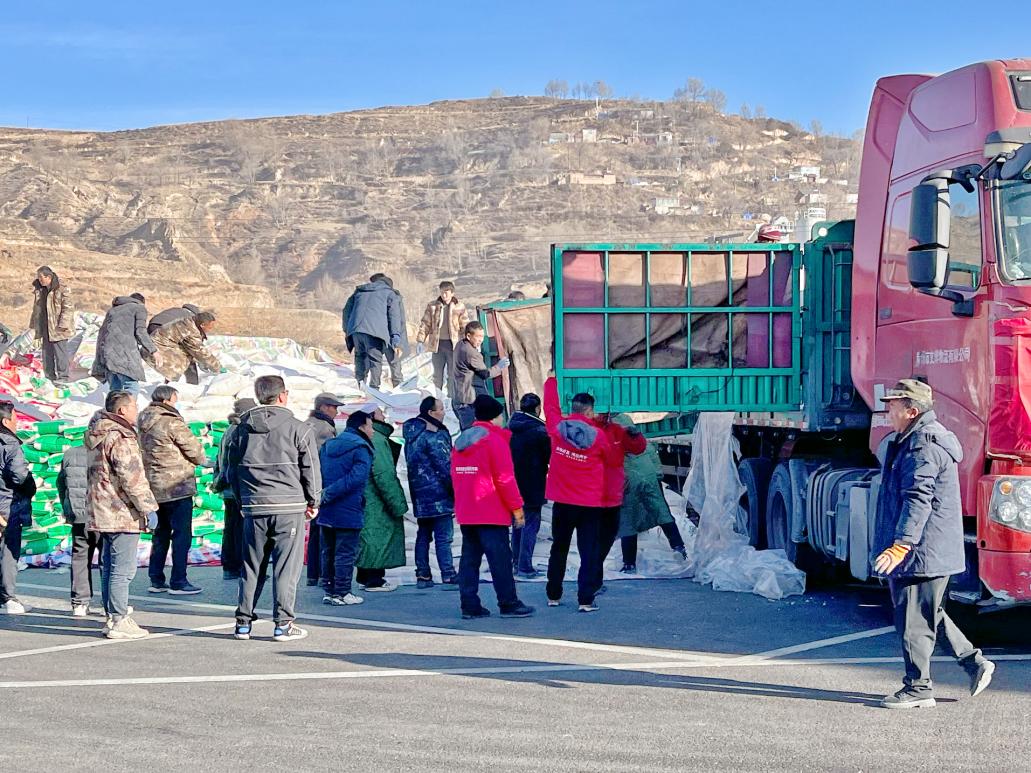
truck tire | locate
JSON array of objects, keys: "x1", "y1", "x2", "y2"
[
  {"x1": 737, "y1": 457, "x2": 772, "y2": 548},
  {"x1": 765, "y1": 463, "x2": 798, "y2": 563}
]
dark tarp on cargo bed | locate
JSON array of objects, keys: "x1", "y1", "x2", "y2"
[{"x1": 481, "y1": 300, "x2": 552, "y2": 414}]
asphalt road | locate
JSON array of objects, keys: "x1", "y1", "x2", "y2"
[{"x1": 1, "y1": 567, "x2": 1029, "y2": 772}]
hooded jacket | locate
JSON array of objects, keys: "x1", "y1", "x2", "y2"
[
  {"x1": 541, "y1": 377, "x2": 615, "y2": 508},
  {"x1": 91, "y1": 296, "x2": 156, "y2": 383},
  {"x1": 452, "y1": 421, "x2": 523, "y2": 526},
  {"x1": 508, "y1": 410, "x2": 550, "y2": 509},
  {"x1": 452, "y1": 338, "x2": 504, "y2": 406},
  {"x1": 30, "y1": 275, "x2": 75, "y2": 342},
  {"x1": 415, "y1": 296, "x2": 468, "y2": 352},
  {"x1": 872, "y1": 410, "x2": 966, "y2": 578},
  {"x1": 85, "y1": 410, "x2": 158, "y2": 533},
  {"x1": 343, "y1": 280, "x2": 406, "y2": 349},
  {"x1": 599, "y1": 418, "x2": 647, "y2": 508},
  {"x1": 147, "y1": 305, "x2": 199, "y2": 336},
  {"x1": 57, "y1": 443, "x2": 89, "y2": 525},
  {"x1": 148, "y1": 316, "x2": 221, "y2": 381},
  {"x1": 138, "y1": 401, "x2": 207, "y2": 503},
  {"x1": 317, "y1": 428, "x2": 374, "y2": 529},
  {"x1": 402, "y1": 415, "x2": 454, "y2": 518},
  {"x1": 356, "y1": 419, "x2": 408, "y2": 569},
  {"x1": 0, "y1": 425, "x2": 35, "y2": 528},
  {"x1": 228, "y1": 405, "x2": 321, "y2": 516}
]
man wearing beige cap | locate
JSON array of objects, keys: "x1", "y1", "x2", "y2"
[
  {"x1": 304, "y1": 393, "x2": 346, "y2": 588},
  {"x1": 873, "y1": 378, "x2": 994, "y2": 708}
]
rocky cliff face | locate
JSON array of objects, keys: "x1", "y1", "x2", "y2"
[{"x1": 0, "y1": 97, "x2": 859, "y2": 348}]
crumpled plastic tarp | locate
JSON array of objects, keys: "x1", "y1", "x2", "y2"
[{"x1": 683, "y1": 412, "x2": 806, "y2": 600}]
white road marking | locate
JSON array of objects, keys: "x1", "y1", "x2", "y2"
[
  {"x1": 1, "y1": 653, "x2": 1027, "y2": 690},
  {"x1": 737, "y1": 626, "x2": 896, "y2": 662},
  {"x1": 13, "y1": 582, "x2": 731, "y2": 664}
]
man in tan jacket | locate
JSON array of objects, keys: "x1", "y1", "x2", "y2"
[
  {"x1": 149, "y1": 310, "x2": 222, "y2": 384},
  {"x1": 139, "y1": 385, "x2": 208, "y2": 595},
  {"x1": 85, "y1": 390, "x2": 159, "y2": 640},
  {"x1": 29, "y1": 266, "x2": 75, "y2": 383},
  {"x1": 415, "y1": 281, "x2": 469, "y2": 397}
]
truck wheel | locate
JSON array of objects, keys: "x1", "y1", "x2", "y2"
[
  {"x1": 737, "y1": 457, "x2": 772, "y2": 548},
  {"x1": 765, "y1": 463, "x2": 798, "y2": 563}
]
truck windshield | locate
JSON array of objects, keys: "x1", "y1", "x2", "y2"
[{"x1": 998, "y1": 180, "x2": 1031, "y2": 281}]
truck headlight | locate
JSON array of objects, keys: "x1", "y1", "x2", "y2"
[
  {"x1": 1016, "y1": 482, "x2": 1031, "y2": 506},
  {"x1": 990, "y1": 478, "x2": 1031, "y2": 533},
  {"x1": 998, "y1": 501, "x2": 1019, "y2": 523}
]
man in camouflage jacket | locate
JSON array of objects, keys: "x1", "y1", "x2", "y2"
[
  {"x1": 139, "y1": 385, "x2": 208, "y2": 594},
  {"x1": 148, "y1": 311, "x2": 222, "y2": 384},
  {"x1": 85, "y1": 390, "x2": 158, "y2": 639}
]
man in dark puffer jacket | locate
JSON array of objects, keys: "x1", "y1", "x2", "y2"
[
  {"x1": 91, "y1": 294, "x2": 157, "y2": 394},
  {"x1": 58, "y1": 443, "x2": 95, "y2": 615}
]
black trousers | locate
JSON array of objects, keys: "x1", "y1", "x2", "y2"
[
  {"x1": 356, "y1": 567, "x2": 386, "y2": 588},
  {"x1": 148, "y1": 497, "x2": 193, "y2": 589},
  {"x1": 70, "y1": 523, "x2": 102, "y2": 605},
  {"x1": 306, "y1": 519, "x2": 321, "y2": 582},
  {"x1": 888, "y1": 575, "x2": 984, "y2": 695},
  {"x1": 236, "y1": 513, "x2": 305, "y2": 626},
  {"x1": 546, "y1": 502, "x2": 602, "y2": 606},
  {"x1": 353, "y1": 332, "x2": 386, "y2": 389},
  {"x1": 621, "y1": 521, "x2": 686, "y2": 566},
  {"x1": 595, "y1": 506, "x2": 621, "y2": 590},
  {"x1": 42, "y1": 333, "x2": 70, "y2": 382},
  {"x1": 221, "y1": 498, "x2": 244, "y2": 575},
  {"x1": 431, "y1": 340, "x2": 455, "y2": 395},
  {"x1": 458, "y1": 524, "x2": 519, "y2": 614}
]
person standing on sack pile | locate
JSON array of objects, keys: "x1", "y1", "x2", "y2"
[
  {"x1": 354, "y1": 407, "x2": 408, "y2": 592},
  {"x1": 873, "y1": 379, "x2": 995, "y2": 709},
  {"x1": 29, "y1": 265, "x2": 75, "y2": 384},
  {"x1": 139, "y1": 385, "x2": 208, "y2": 596},
  {"x1": 0, "y1": 401, "x2": 36, "y2": 615},
  {"x1": 57, "y1": 441, "x2": 96, "y2": 616},
  {"x1": 451, "y1": 394, "x2": 534, "y2": 619},
  {"x1": 415, "y1": 280, "x2": 468, "y2": 398},
  {"x1": 85, "y1": 390, "x2": 159, "y2": 639},
  {"x1": 593, "y1": 412, "x2": 647, "y2": 595},
  {"x1": 212, "y1": 398, "x2": 256, "y2": 581},
  {"x1": 229, "y1": 375, "x2": 321, "y2": 642},
  {"x1": 608, "y1": 414, "x2": 687, "y2": 574},
  {"x1": 91, "y1": 293, "x2": 160, "y2": 395},
  {"x1": 403, "y1": 396, "x2": 457, "y2": 589},
  {"x1": 148, "y1": 310, "x2": 222, "y2": 385},
  {"x1": 508, "y1": 392, "x2": 550, "y2": 580},
  {"x1": 303, "y1": 392, "x2": 346, "y2": 589},
  {"x1": 542, "y1": 376, "x2": 615, "y2": 613},
  {"x1": 343, "y1": 273, "x2": 408, "y2": 391},
  {"x1": 316, "y1": 410, "x2": 376, "y2": 606},
  {"x1": 147, "y1": 303, "x2": 201, "y2": 336},
  {"x1": 452, "y1": 321, "x2": 509, "y2": 431}
]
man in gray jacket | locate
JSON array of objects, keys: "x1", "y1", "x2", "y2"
[
  {"x1": 229, "y1": 375, "x2": 321, "y2": 642},
  {"x1": 452, "y1": 321, "x2": 509, "y2": 430},
  {"x1": 92, "y1": 293, "x2": 158, "y2": 395},
  {"x1": 873, "y1": 379, "x2": 995, "y2": 709},
  {"x1": 343, "y1": 274, "x2": 408, "y2": 390}
]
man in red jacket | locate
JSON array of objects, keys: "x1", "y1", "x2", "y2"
[
  {"x1": 542, "y1": 377, "x2": 619, "y2": 612},
  {"x1": 452, "y1": 395, "x2": 535, "y2": 620}
]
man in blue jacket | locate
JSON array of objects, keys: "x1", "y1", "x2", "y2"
[
  {"x1": 873, "y1": 379, "x2": 995, "y2": 709},
  {"x1": 317, "y1": 411, "x2": 375, "y2": 606},
  {"x1": 403, "y1": 396, "x2": 456, "y2": 588},
  {"x1": 343, "y1": 274, "x2": 408, "y2": 390}
]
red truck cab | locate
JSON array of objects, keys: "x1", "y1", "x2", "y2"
[{"x1": 852, "y1": 59, "x2": 1031, "y2": 601}]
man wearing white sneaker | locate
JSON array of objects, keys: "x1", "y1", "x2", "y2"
[
  {"x1": 1, "y1": 401, "x2": 37, "y2": 615},
  {"x1": 84, "y1": 390, "x2": 159, "y2": 640}
]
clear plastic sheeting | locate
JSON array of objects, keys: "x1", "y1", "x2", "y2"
[{"x1": 684, "y1": 412, "x2": 805, "y2": 600}]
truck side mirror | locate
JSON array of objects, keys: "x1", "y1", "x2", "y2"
[{"x1": 907, "y1": 180, "x2": 950, "y2": 290}]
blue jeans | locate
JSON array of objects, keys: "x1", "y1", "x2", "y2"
[
  {"x1": 108, "y1": 372, "x2": 140, "y2": 394},
  {"x1": 511, "y1": 506, "x2": 542, "y2": 574},
  {"x1": 415, "y1": 515, "x2": 456, "y2": 580},
  {"x1": 320, "y1": 526, "x2": 360, "y2": 597},
  {"x1": 148, "y1": 497, "x2": 193, "y2": 589},
  {"x1": 458, "y1": 524, "x2": 519, "y2": 614},
  {"x1": 101, "y1": 532, "x2": 140, "y2": 620}
]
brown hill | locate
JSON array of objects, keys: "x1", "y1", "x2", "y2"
[{"x1": 0, "y1": 97, "x2": 860, "y2": 348}]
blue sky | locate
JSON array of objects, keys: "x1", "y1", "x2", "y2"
[{"x1": 3, "y1": 1, "x2": 1027, "y2": 134}]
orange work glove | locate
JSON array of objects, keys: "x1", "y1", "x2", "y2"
[{"x1": 873, "y1": 543, "x2": 912, "y2": 575}]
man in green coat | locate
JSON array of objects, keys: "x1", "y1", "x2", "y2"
[
  {"x1": 611, "y1": 415, "x2": 687, "y2": 573},
  {"x1": 356, "y1": 408, "x2": 408, "y2": 591}
]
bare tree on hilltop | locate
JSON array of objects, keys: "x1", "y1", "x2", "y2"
[
  {"x1": 673, "y1": 77, "x2": 706, "y2": 103},
  {"x1": 705, "y1": 88, "x2": 727, "y2": 114},
  {"x1": 544, "y1": 79, "x2": 569, "y2": 99}
]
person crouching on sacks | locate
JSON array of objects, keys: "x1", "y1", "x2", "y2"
[{"x1": 451, "y1": 394, "x2": 534, "y2": 620}]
